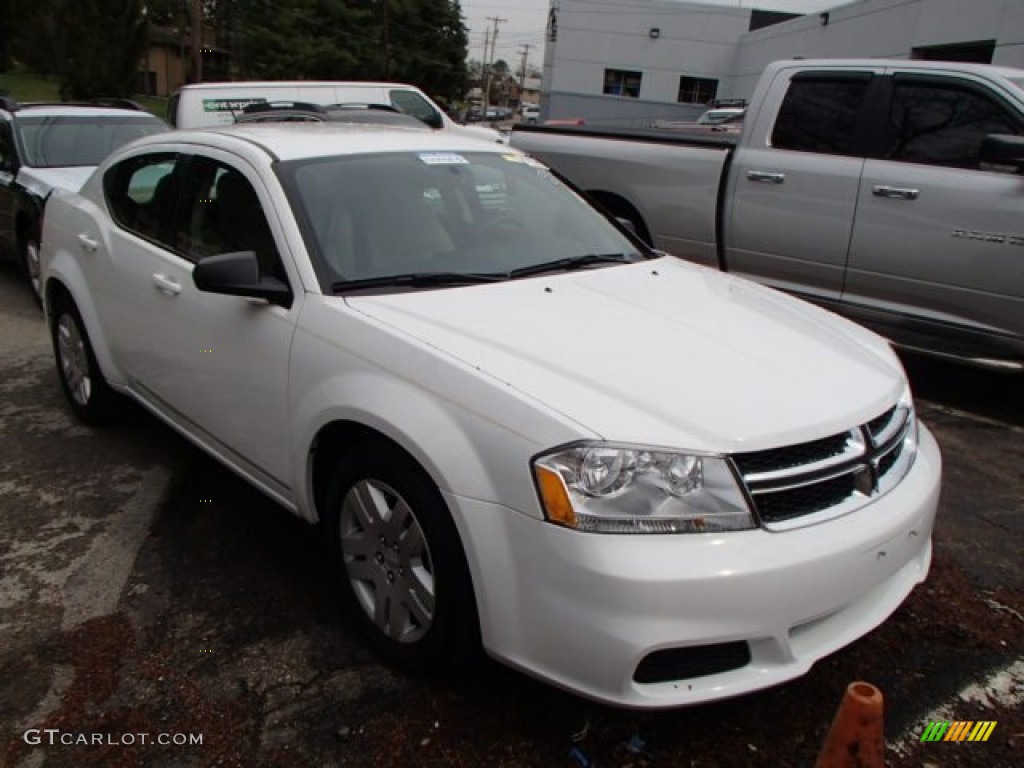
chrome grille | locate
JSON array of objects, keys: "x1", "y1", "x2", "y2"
[{"x1": 732, "y1": 405, "x2": 915, "y2": 529}]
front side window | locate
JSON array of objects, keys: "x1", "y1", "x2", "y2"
[
  {"x1": 103, "y1": 153, "x2": 181, "y2": 248},
  {"x1": 16, "y1": 115, "x2": 167, "y2": 168},
  {"x1": 281, "y1": 151, "x2": 643, "y2": 290},
  {"x1": 176, "y1": 156, "x2": 286, "y2": 279},
  {"x1": 603, "y1": 69, "x2": 642, "y2": 99},
  {"x1": 678, "y1": 77, "x2": 718, "y2": 104},
  {"x1": 772, "y1": 75, "x2": 872, "y2": 156},
  {"x1": 882, "y1": 80, "x2": 1023, "y2": 169}
]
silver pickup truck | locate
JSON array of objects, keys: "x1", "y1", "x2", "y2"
[{"x1": 511, "y1": 59, "x2": 1024, "y2": 371}]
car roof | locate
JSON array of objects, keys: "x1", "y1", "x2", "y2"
[
  {"x1": 177, "y1": 80, "x2": 425, "y2": 92},
  {"x1": 139, "y1": 123, "x2": 510, "y2": 162},
  {"x1": 768, "y1": 58, "x2": 1024, "y2": 81},
  {"x1": 10, "y1": 105, "x2": 160, "y2": 119}
]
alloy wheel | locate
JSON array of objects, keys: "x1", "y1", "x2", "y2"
[{"x1": 339, "y1": 479, "x2": 436, "y2": 643}]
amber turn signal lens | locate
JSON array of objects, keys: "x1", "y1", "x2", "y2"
[{"x1": 535, "y1": 465, "x2": 577, "y2": 527}]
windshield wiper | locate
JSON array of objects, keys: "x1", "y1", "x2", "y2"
[
  {"x1": 506, "y1": 252, "x2": 640, "y2": 279},
  {"x1": 332, "y1": 271, "x2": 507, "y2": 293}
]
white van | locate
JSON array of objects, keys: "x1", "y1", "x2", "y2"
[{"x1": 168, "y1": 81, "x2": 503, "y2": 142}]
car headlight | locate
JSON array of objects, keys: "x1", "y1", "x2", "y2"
[{"x1": 532, "y1": 442, "x2": 754, "y2": 534}]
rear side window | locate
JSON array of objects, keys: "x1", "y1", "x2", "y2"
[
  {"x1": 882, "y1": 79, "x2": 1023, "y2": 169},
  {"x1": 104, "y1": 153, "x2": 181, "y2": 248},
  {"x1": 771, "y1": 75, "x2": 872, "y2": 156}
]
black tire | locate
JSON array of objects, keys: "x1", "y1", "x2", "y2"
[
  {"x1": 50, "y1": 295, "x2": 116, "y2": 424},
  {"x1": 19, "y1": 231, "x2": 43, "y2": 308},
  {"x1": 323, "y1": 439, "x2": 479, "y2": 674}
]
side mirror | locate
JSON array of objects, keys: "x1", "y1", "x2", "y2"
[
  {"x1": 979, "y1": 134, "x2": 1024, "y2": 174},
  {"x1": 193, "y1": 251, "x2": 292, "y2": 308}
]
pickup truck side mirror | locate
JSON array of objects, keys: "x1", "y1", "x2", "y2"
[
  {"x1": 979, "y1": 134, "x2": 1024, "y2": 174},
  {"x1": 193, "y1": 250, "x2": 292, "y2": 308}
]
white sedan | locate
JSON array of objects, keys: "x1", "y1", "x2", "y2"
[{"x1": 40, "y1": 123, "x2": 940, "y2": 708}]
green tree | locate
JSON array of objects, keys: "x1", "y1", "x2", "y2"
[
  {"x1": 59, "y1": 0, "x2": 147, "y2": 98},
  {"x1": 8, "y1": 0, "x2": 146, "y2": 97}
]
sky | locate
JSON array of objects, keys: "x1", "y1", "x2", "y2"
[{"x1": 459, "y1": 0, "x2": 854, "y2": 70}]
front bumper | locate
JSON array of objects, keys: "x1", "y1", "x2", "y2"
[{"x1": 447, "y1": 423, "x2": 941, "y2": 708}]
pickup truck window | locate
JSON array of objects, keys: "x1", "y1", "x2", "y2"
[
  {"x1": 882, "y1": 79, "x2": 1023, "y2": 169},
  {"x1": 771, "y1": 75, "x2": 871, "y2": 156}
]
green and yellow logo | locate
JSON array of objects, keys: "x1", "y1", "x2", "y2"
[{"x1": 920, "y1": 720, "x2": 997, "y2": 742}]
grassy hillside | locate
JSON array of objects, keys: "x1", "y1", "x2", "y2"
[{"x1": 0, "y1": 67, "x2": 168, "y2": 119}]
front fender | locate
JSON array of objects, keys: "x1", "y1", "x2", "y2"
[{"x1": 287, "y1": 312, "x2": 587, "y2": 524}]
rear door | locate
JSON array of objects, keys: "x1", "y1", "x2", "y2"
[
  {"x1": 724, "y1": 68, "x2": 881, "y2": 305},
  {"x1": 844, "y1": 72, "x2": 1024, "y2": 359}
]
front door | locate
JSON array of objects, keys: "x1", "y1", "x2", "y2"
[{"x1": 844, "y1": 74, "x2": 1024, "y2": 359}]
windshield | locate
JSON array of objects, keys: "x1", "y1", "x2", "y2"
[
  {"x1": 281, "y1": 150, "x2": 645, "y2": 291},
  {"x1": 16, "y1": 115, "x2": 166, "y2": 168}
]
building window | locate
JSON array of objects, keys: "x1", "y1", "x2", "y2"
[
  {"x1": 604, "y1": 69, "x2": 642, "y2": 98},
  {"x1": 678, "y1": 77, "x2": 719, "y2": 104}
]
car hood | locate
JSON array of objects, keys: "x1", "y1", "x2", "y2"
[
  {"x1": 346, "y1": 258, "x2": 905, "y2": 453},
  {"x1": 19, "y1": 166, "x2": 95, "y2": 199},
  {"x1": 450, "y1": 123, "x2": 507, "y2": 144}
]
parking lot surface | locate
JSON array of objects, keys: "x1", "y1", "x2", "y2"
[{"x1": 1, "y1": 262, "x2": 1021, "y2": 767}]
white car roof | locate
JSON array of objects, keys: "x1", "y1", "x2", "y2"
[{"x1": 136, "y1": 122, "x2": 512, "y2": 162}]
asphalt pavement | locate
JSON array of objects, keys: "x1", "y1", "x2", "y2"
[{"x1": 0, "y1": 261, "x2": 1020, "y2": 767}]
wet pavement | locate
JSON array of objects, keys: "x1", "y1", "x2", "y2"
[{"x1": 0, "y1": 262, "x2": 1020, "y2": 767}]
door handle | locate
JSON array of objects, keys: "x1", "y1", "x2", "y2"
[
  {"x1": 872, "y1": 185, "x2": 919, "y2": 201},
  {"x1": 77, "y1": 233, "x2": 99, "y2": 252},
  {"x1": 746, "y1": 170, "x2": 786, "y2": 184},
  {"x1": 152, "y1": 273, "x2": 182, "y2": 295}
]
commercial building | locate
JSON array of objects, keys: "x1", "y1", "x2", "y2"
[{"x1": 540, "y1": 0, "x2": 1024, "y2": 124}]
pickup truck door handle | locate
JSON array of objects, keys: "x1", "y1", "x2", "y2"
[
  {"x1": 746, "y1": 170, "x2": 786, "y2": 184},
  {"x1": 152, "y1": 273, "x2": 182, "y2": 296},
  {"x1": 872, "y1": 185, "x2": 920, "y2": 201},
  {"x1": 77, "y1": 233, "x2": 99, "y2": 252}
]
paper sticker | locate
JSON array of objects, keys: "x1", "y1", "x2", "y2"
[
  {"x1": 203, "y1": 98, "x2": 267, "y2": 112},
  {"x1": 418, "y1": 152, "x2": 469, "y2": 165}
]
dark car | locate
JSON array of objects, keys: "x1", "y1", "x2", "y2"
[{"x1": 0, "y1": 97, "x2": 167, "y2": 303}]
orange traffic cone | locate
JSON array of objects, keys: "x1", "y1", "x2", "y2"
[{"x1": 815, "y1": 681, "x2": 885, "y2": 768}]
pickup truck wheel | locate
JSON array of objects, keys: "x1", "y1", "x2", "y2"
[
  {"x1": 20, "y1": 235, "x2": 43, "y2": 308},
  {"x1": 324, "y1": 440, "x2": 478, "y2": 673},
  {"x1": 51, "y1": 297, "x2": 115, "y2": 424}
]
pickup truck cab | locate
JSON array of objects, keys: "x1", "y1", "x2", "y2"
[{"x1": 511, "y1": 59, "x2": 1024, "y2": 371}]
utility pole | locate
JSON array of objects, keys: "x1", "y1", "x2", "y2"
[
  {"x1": 381, "y1": 0, "x2": 391, "y2": 79},
  {"x1": 484, "y1": 16, "x2": 506, "y2": 113},
  {"x1": 518, "y1": 43, "x2": 532, "y2": 95},
  {"x1": 190, "y1": 0, "x2": 203, "y2": 83}
]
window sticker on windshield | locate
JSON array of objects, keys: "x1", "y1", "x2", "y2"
[{"x1": 417, "y1": 152, "x2": 468, "y2": 165}]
